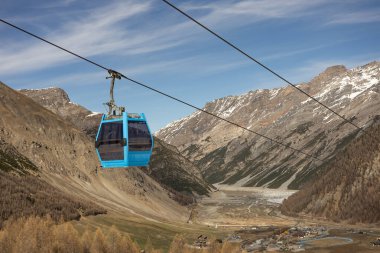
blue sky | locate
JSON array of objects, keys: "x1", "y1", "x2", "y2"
[{"x1": 1, "y1": 0, "x2": 379, "y2": 132}]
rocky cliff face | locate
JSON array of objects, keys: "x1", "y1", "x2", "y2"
[
  {"x1": 19, "y1": 87, "x2": 101, "y2": 138},
  {"x1": 19, "y1": 86, "x2": 211, "y2": 197},
  {"x1": 156, "y1": 62, "x2": 380, "y2": 189},
  {"x1": 281, "y1": 117, "x2": 380, "y2": 223}
]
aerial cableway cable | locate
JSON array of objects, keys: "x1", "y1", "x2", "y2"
[
  {"x1": 160, "y1": 0, "x2": 364, "y2": 133},
  {"x1": 0, "y1": 18, "x2": 323, "y2": 162}
]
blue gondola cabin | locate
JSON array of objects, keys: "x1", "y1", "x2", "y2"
[{"x1": 95, "y1": 112, "x2": 153, "y2": 168}]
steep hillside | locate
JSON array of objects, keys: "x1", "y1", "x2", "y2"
[
  {"x1": 0, "y1": 141, "x2": 106, "y2": 227},
  {"x1": 0, "y1": 141, "x2": 38, "y2": 174},
  {"x1": 281, "y1": 118, "x2": 380, "y2": 223},
  {"x1": 20, "y1": 87, "x2": 211, "y2": 197},
  {"x1": 149, "y1": 138, "x2": 212, "y2": 196},
  {"x1": 157, "y1": 62, "x2": 380, "y2": 189},
  {"x1": 0, "y1": 81, "x2": 189, "y2": 222}
]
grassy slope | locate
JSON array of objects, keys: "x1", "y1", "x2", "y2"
[{"x1": 77, "y1": 214, "x2": 228, "y2": 252}]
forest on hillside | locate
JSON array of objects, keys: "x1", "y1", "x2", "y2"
[
  {"x1": 0, "y1": 142, "x2": 106, "y2": 227},
  {"x1": 281, "y1": 120, "x2": 380, "y2": 223},
  {"x1": 0, "y1": 171, "x2": 107, "y2": 227}
]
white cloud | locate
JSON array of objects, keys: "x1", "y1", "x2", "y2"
[
  {"x1": 326, "y1": 9, "x2": 380, "y2": 25},
  {"x1": 0, "y1": 0, "x2": 250, "y2": 77},
  {"x1": 0, "y1": 0, "x2": 378, "y2": 79},
  {"x1": 0, "y1": 1, "x2": 154, "y2": 75},
  {"x1": 39, "y1": 0, "x2": 78, "y2": 9},
  {"x1": 0, "y1": 0, "x2": 209, "y2": 76},
  {"x1": 182, "y1": 0, "x2": 329, "y2": 28},
  {"x1": 261, "y1": 39, "x2": 355, "y2": 61}
]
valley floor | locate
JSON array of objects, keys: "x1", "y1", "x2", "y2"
[
  {"x1": 193, "y1": 185, "x2": 297, "y2": 227},
  {"x1": 189, "y1": 185, "x2": 380, "y2": 252},
  {"x1": 44, "y1": 185, "x2": 380, "y2": 252}
]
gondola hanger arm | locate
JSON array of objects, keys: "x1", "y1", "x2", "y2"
[{"x1": 105, "y1": 69, "x2": 123, "y2": 116}]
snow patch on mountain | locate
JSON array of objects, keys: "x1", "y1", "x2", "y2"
[{"x1": 86, "y1": 112, "x2": 102, "y2": 117}]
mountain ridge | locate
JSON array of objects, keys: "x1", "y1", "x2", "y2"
[
  {"x1": 157, "y1": 61, "x2": 380, "y2": 189},
  {"x1": 19, "y1": 87, "x2": 102, "y2": 138}
]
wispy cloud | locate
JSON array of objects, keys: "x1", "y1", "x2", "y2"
[
  {"x1": 0, "y1": 0, "x2": 263, "y2": 77},
  {"x1": 37, "y1": 0, "x2": 78, "y2": 9},
  {"x1": 0, "y1": 1, "x2": 155, "y2": 75},
  {"x1": 183, "y1": 0, "x2": 329, "y2": 28},
  {"x1": 124, "y1": 55, "x2": 248, "y2": 77},
  {"x1": 0, "y1": 0, "x2": 209, "y2": 76},
  {"x1": 9, "y1": 53, "x2": 248, "y2": 91},
  {"x1": 0, "y1": 0, "x2": 332, "y2": 77},
  {"x1": 1, "y1": 0, "x2": 378, "y2": 79},
  {"x1": 326, "y1": 9, "x2": 380, "y2": 25},
  {"x1": 261, "y1": 39, "x2": 355, "y2": 61}
]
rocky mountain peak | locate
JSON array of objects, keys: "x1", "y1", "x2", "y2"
[
  {"x1": 19, "y1": 87, "x2": 71, "y2": 108},
  {"x1": 322, "y1": 65, "x2": 347, "y2": 76},
  {"x1": 19, "y1": 87, "x2": 101, "y2": 137},
  {"x1": 362, "y1": 60, "x2": 379, "y2": 68},
  {"x1": 309, "y1": 65, "x2": 347, "y2": 87}
]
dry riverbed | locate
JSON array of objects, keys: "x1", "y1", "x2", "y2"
[{"x1": 193, "y1": 185, "x2": 297, "y2": 227}]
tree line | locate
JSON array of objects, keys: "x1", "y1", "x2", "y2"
[{"x1": 0, "y1": 171, "x2": 106, "y2": 228}]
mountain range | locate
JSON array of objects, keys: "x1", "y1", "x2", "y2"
[{"x1": 157, "y1": 61, "x2": 380, "y2": 190}]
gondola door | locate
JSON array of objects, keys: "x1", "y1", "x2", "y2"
[
  {"x1": 127, "y1": 114, "x2": 153, "y2": 167},
  {"x1": 95, "y1": 113, "x2": 128, "y2": 167}
]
